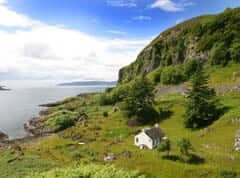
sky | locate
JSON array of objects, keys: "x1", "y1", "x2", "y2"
[{"x1": 0, "y1": 0, "x2": 239, "y2": 87}]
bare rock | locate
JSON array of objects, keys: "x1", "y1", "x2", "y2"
[{"x1": 0, "y1": 131, "x2": 8, "y2": 141}]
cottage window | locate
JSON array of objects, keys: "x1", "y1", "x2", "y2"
[{"x1": 136, "y1": 138, "x2": 139, "y2": 143}]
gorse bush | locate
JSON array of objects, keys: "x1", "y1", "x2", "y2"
[
  {"x1": 45, "y1": 110, "x2": 78, "y2": 132},
  {"x1": 27, "y1": 164, "x2": 146, "y2": 178}
]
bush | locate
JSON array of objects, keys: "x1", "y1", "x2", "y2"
[
  {"x1": 99, "y1": 93, "x2": 114, "y2": 106},
  {"x1": 230, "y1": 41, "x2": 240, "y2": 63},
  {"x1": 161, "y1": 65, "x2": 186, "y2": 85},
  {"x1": 211, "y1": 42, "x2": 230, "y2": 66},
  {"x1": 219, "y1": 170, "x2": 237, "y2": 178},
  {"x1": 157, "y1": 139, "x2": 171, "y2": 156},
  {"x1": 45, "y1": 110, "x2": 77, "y2": 132},
  {"x1": 153, "y1": 68, "x2": 163, "y2": 84},
  {"x1": 103, "y1": 111, "x2": 108, "y2": 118},
  {"x1": 183, "y1": 59, "x2": 202, "y2": 78},
  {"x1": 177, "y1": 138, "x2": 193, "y2": 156}
]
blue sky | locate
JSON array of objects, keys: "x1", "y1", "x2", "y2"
[
  {"x1": 0, "y1": 0, "x2": 239, "y2": 86},
  {"x1": 7, "y1": 0, "x2": 239, "y2": 38}
]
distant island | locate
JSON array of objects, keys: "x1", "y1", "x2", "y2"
[{"x1": 58, "y1": 81, "x2": 117, "y2": 86}]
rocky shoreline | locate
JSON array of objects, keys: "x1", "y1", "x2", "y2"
[{"x1": 0, "y1": 108, "x2": 53, "y2": 148}]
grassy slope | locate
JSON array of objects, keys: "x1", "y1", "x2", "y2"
[{"x1": 1, "y1": 65, "x2": 240, "y2": 178}]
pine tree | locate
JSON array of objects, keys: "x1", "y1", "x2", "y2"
[{"x1": 183, "y1": 66, "x2": 219, "y2": 129}]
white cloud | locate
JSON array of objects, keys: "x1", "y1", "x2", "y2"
[
  {"x1": 106, "y1": 0, "x2": 137, "y2": 7},
  {"x1": 133, "y1": 16, "x2": 152, "y2": 21},
  {"x1": 0, "y1": 1, "x2": 151, "y2": 84},
  {"x1": 150, "y1": 0, "x2": 194, "y2": 12},
  {"x1": 0, "y1": 1, "x2": 41, "y2": 27}
]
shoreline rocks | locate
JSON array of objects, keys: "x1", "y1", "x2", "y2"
[{"x1": 0, "y1": 131, "x2": 8, "y2": 141}]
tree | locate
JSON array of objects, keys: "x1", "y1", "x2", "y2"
[
  {"x1": 230, "y1": 40, "x2": 240, "y2": 63},
  {"x1": 157, "y1": 139, "x2": 171, "y2": 156},
  {"x1": 124, "y1": 75, "x2": 157, "y2": 124},
  {"x1": 177, "y1": 138, "x2": 193, "y2": 156},
  {"x1": 183, "y1": 66, "x2": 219, "y2": 129}
]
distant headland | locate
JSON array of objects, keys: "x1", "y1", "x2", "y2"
[
  {"x1": 58, "y1": 81, "x2": 117, "y2": 86},
  {"x1": 0, "y1": 86, "x2": 10, "y2": 91}
]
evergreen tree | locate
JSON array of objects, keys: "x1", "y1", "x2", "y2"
[
  {"x1": 124, "y1": 75, "x2": 157, "y2": 124},
  {"x1": 183, "y1": 66, "x2": 219, "y2": 129}
]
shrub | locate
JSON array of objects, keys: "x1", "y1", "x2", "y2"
[
  {"x1": 183, "y1": 59, "x2": 202, "y2": 78},
  {"x1": 230, "y1": 41, "x2": 240, "y2": 63},
  {"x1": 157, "y1": 139, "x2": 171, "y2": 156},
  {"x1": 161, "y1": 65, "x2": 186, "y2": 85},
  {"x1": 211, "y1": 42, "x2": 230, "y2": 66},
  {"x1": 45, "y1": 110, "x2": 77, "y2": 132},
  {"x1": 177, "y1": 138, "x2": 193, "y2": 156},
  {"x1": 219, "y1": 170, "x2": 237, "y2": 178},
  {"x1": 153, "y1": 68, "x2": 163, "y2": 84},
  {"x1": 103, "y1": 111, "x2": 108, "y2": 118},
  {"x1": 99, "y1": 93, "x2": 114, "y2": 106}
]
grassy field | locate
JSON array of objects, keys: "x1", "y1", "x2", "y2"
[{"x1": 1, "y1": 65, "x2": 240, "y2": 178}]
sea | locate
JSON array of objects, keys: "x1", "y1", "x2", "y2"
[{"x1": 0, "y1": 86, "x2": 107, "y2": 139}]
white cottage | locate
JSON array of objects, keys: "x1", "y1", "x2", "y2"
[{"x1": 134, "y1": 125, "x2": 165, "y2": 149}]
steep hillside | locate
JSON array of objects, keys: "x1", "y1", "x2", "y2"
[{"x1": 118, "y1": 8, "x2": 240, "y2": 84}]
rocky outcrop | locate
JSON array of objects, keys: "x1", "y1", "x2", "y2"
[
  {"x1": 118, "y1": 8, "x2": 240, "y2": 84},
  {"x1": 234, "y1": 130, "x2": 240, "y2": 151},
  {"x1": 0, "y1": 131, "x2": 8, "y2": 141}
]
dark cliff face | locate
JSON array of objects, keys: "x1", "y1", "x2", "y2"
[{"x1": 118, "y1": 8, "x2": 240, "y2": 84}]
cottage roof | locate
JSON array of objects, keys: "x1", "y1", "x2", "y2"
[{"x1": 144, "y1": 127, "x2": 165, "y2": 140}]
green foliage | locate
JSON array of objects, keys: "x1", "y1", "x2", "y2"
[
  {"x1": 219, "y1": 170, "x2": 237, "y2": 178},
  {"x1": 27, "y1": 164, "x2": 146, "y2": 178},
  {"x1": 210, "y1": 42, "x2": 230, "y2": 66},
  {"x1": 230, "y1": 40, "x2": 240, "y2": 63},
  {"x1": 183, "y1": 59, "x2": 202, "y2": 78},
  {"x1": 124, "y1": 75, "x2": 158, "y2": 124},
  {"x1": 157, "y1": 139, "x2": 171, "y2": 156},
  {"x1": 99, "y1": 93, "x2": 115, "y2": 106},
  {"x1": 183, "y1": 67, "x2": 219, "y2": 129},
  {"x1": 99, "y1": 84, "x2": 130, "y2": 106},
  {"x1": 103, "y1": 111, "x2": 108, "y2": 117},
  {"x1": 177, "y1": 138, "x2": 193, "y2": 156},
  {"x1": 119, "y1": 8, "x2": 240, "y2": 84},
  {"x1": 45, "y1": 110, "x2": 78, "y2": 132},
  {"x1": 153, "y1": 60, "x2": 202, "y2": 85},
  {"x1": 161, "y1": 65, "x2": 186, "y2": 85}
]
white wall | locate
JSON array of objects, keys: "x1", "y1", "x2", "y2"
[{"x1": 135, "y1": 132, "x2": 153, "y2": 149}]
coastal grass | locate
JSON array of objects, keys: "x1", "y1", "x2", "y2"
[
  {"x1": 13, "y1": 91, "x2": 239, "y2": 177},
  {"x1": 1, "y1": 66, "x2": 240, "y2": 177}
]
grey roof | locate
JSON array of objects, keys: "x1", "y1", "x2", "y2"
[{"x1": 145, "y1": 127, "x2": 165, "y2": 140}]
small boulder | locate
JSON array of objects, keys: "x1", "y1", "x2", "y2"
[
  {"x1": 104, "y1": 153, "x2": 116, "y2": 162},
  {"x1": 234, "y1": 130, "x2": 240, "y2": 151},
  {"x1": 0, "y1": 131, "x2": 8, "y2": 141}
]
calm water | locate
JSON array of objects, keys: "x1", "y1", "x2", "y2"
[{"x1": 0, "y1": 86, "x2": 105, "y2": 139}]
